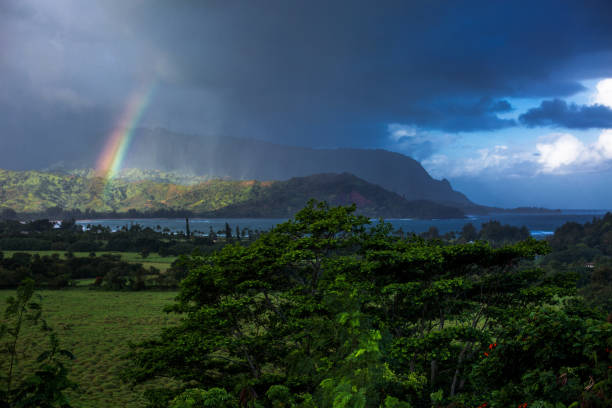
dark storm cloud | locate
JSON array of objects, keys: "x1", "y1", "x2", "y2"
[
  {"x1": 519, "y1": 99, "x2": 612, "y2": 129},
  {"x1": 123, "y1": 0, "x2": 596, "y2": 141},
  {"x1": 2, "y1": 0, "x2": 612, "y2": 169},
  {"x1": 489, "y1": 100, "x2": 513, "y2": 113},
  {"x1": 404, "y1": 98, "x2": 516, "y2": 132}
]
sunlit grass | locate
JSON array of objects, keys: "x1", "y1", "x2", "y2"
[{"x1": 0, "y1": 288, "x2": 180, "y2": 408}]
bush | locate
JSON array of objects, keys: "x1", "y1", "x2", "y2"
[
  {"x1": 0, "y1": 238, "x2": 51, "y2": 251},
  {"x1": 67, "y1": 239, "x2": 101, "y2": 252},
  {"x1": 169, "y1": 388, "x2": 237, "y2": 408}
]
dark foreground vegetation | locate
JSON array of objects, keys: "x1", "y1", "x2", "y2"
[
  {"x1": 123, "y1": 202, "x2": 611, "y2": 408},
  {"x1": 1, "y1": 202, "x2": 611, "y2": 407}
]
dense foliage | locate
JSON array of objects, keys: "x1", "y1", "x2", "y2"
[
  {"x1": 126, "y1": 201, "x2": 612, "y2": 407},
  {"x1": 0, "y1": 169, "x2": 464, "y2": 219},
  {"x1": 0, "y1": 251, "x2": 140, "y2": 289},
  {"x1": 539, "y1": 212, "x2": 612, "y2": 312},
  {"x1": 547, "y1": 213, "x2": 612, "y2": 259}
]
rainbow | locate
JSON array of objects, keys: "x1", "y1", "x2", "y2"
[{"x1": 96, "y1": 82, "x2": 156, "y2": 181}]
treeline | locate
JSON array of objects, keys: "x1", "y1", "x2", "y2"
[
  {"x1": 0, "y1": 218, "x2": 258, "y2": 256},
  {"x1": 0, "y1": 217, "x2": 260, "y2": 290},
  {"x1": 0, "y1": 216, "x2": 545, "y2": 294},
  {"x1": 539, "y1": 212, "x2": 612, "y2": 311},
  {"x1": 2, "y1": 211, "x2": 611, "y2": 306},
  {"x1": 548, "y1": 212, "x2": 612, "y2": 258},
  {"x1": 0, "y1": 252, "x2": 150, "y2": 289},
  {"x1": 0, "y1": 251, "x2": 208, "y2": 291},
  {"x1": 413, "y1": 220, "x2": 530, "y2": 247}
]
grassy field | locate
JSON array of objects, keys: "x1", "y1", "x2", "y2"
[
  {"x1": 0, "y1": 287, "x2": 180, "y2": 408},
  {"x1": 1, "y1": 251, "x2": 176, "y2": 272}
]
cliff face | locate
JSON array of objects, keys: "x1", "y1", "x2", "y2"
[
  {"x1": 122, "y1": 128, "x2": 473, "y2": 206},
  {"x1": 205, "y1": 173, "x2": 465, "y2": 219}
]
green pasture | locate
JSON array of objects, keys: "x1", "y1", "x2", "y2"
[
  {"x1": 1, "y1": 250, "x2": 176, "y2": 272},
  {"x1": 0, "y1": 288, "x2": 181, "y2": 408}
]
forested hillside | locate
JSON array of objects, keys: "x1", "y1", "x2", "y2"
[
  {"x1": 0, "y1": 169, "x2": 464, "y2": 219},
  {"x1": 0, "y1": 168, "x2": 253, "y2": 214}
]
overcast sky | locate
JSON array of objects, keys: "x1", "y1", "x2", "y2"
[{"x1": 2, "y1": 0, "x2": 612, "y2": 208}]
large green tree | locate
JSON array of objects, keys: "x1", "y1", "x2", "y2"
[{"x1": 126, "y1": 201, "x2": 611, "y2": 408}]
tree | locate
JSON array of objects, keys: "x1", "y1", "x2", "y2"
[
  {"x1": 125, "y1": 201, "x2": 609, "y2": 408},
  {"x1": 224, "y1": 222, "x2": 232, "y2": 243},
  {"x1": 478, "y1": 220, "x2": 530, "y2": 246},
  {"x1": 421, "y1": 226, "x2": 439, "y2": 240},
  {"x1": 0, "y1": 208, "x2": 18, "y2": 221},
  {"x1": 46, "y1": 206, "x2": 64, "y2": 219},
  {"x1": 59, "y1": 218, "x2": 76, "y2": 230},
  {"x1": 460, "y1": 223, "x2": 477, "y2": 242},
  {"x1": 169, "y1": 388, "x2": 237, "y2": 408},
  {"x1": 468, "y1": 299, "x2": 611, "y2": 407},
  {"x1": 208, "y1": 226, "x2": 217, "y2": 241}
]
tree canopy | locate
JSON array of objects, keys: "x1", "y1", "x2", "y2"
[{"x1": 126, "y1": 201, "x2": 612, "y2": 407}]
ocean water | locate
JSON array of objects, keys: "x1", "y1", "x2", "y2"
[{"x1": 76, "y1": 210, "x2": 610, "y2": 238}]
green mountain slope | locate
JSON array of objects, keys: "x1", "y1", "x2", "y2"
[
  {"x1": 81, "y1": 127, "x2": 475, "y2": 205},
  {"x1": 0, "y1": 169, "x2": 464, "y2": 218},
  {"x1": 65, "y1": 168, "x2": 212, "y2": 185},
  {"x1": 205, "y1": 173, "x2": 464, "y2": 218}
]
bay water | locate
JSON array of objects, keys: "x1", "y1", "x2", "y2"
[{"x1": 77, "y1": 210, "x2": 609, "y2": 238}]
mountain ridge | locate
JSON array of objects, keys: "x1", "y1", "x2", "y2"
[
  {"x1": 0, "y1": 169, "x2": 464, "y2": 219},
  {"x1": 117, "y1": 127, "x2": 474, "y2": 207}
]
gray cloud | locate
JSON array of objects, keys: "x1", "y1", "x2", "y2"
[
  {"x1": 519, "y1": 99, "x2": 612, "y2": 129},
  {"x1": 2, "y1": 0, "x2": 612, "y2": 170},
  {"x1": 404, "y1": 98, "x2": 516, "y2": 132}
]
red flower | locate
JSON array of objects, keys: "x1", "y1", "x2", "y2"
[{"x1": 483, "y1": 352, "x2": 489, "y2": 357}]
